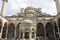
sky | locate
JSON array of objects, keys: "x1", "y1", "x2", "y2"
[{"x1": 0, "y1": 0, "x2": 57, "y2": 16}]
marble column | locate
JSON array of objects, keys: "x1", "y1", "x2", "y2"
[
  {"x1": 53, "y1": 23, "x2": 56, "y2": 40},
  {"x1": 1, "y1": 22, "x2": 5, "y2": 40},
  {"x1": 34, "y1": 32, "x2": 36, "y2": 40},
  {"x1": 14, "y1": 26, "x2": 16, "y2": 40},
  {"x1": 29, "y1": 32, "x2": 31, "y2": 40},
  {"x1": 44, "y1": 24, "x2": 46, "y2": 40},
  {"x1": 19, "y1": 32, "x2": 21, "y2": 40},
  {"x1": 23, "y1": 32, "x2": 25, "y2": 40},
  {"x1": 5, "y1": 24, "x2": 8, "y2": 40},
  {"x1": 0, "y1": 27, "x2": 3, "y2": 40},
  {"x1": 56, "y1": 22, "x2": 60, "y2": 38}
]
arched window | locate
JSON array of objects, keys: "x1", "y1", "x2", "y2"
[
  {"x1": 25, "y1": 32, "x2": 29, "y2": 39},
  {"x1": 32, "y1": 32, "x2": 34, "y2": 38},
  {"x1": 0, "y1": 19, "x2": 2, "y2": 32},
  {"x1": 46, "y1": 22, "x2": 54, "y2": 39},
  {"x1": 16, "y1": 23, "x2": 21, "y2": 39},
  {"x1": 36, "y1": 23, "x2": 44, "y2": 37},
  {"x1": 2, "y1": 22, "x2": 7, "y2": 38},
  {"x1": 32, "y1": 28, "x2": 35, "y2": 38},
  {"x1": 58, "y1": 18, "x2": 60, "y2": 32},
  {"x1": 7, "y1": 23, "x2": 15, "y2": 40}
]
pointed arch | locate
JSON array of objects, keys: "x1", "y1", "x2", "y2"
[
  {"x1": 46, "y1": 22, "x2": 54, "y2": 39},
  {"x1": 36, "y1": 22, "x2": 44, "y2": 37},
  {"x1": 2, "y1": 22, "x2": 7, "y2": 38},
  {"x1": 7, "y1": 23, "x2": 15, "y2": 40}
]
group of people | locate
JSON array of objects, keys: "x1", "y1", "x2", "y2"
[{"x1": 36, "y1": 36, "x2": 54, "y2": 40}]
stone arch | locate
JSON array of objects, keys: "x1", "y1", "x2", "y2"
[
  {"x1": 58, "y1": 18, "x2": 60, "y2": 32},
  {"x1": 0, "y1": 19, "x2": 2, "y2": 32},
  {"x1": 46, "y1": 22, "x2": 54, "y2": 39},
  {"x1": 36, "y1": 22, "x2": 44, "y2": 37},
  {"x1": 2, "y1": 22, "x2": 7, "y2": 38},
  {"x1": 7, "y1": 23, "x2": 15, "y2": 40},
  {"x1": 16, "y1": 23, "x2": 21, "y2": 39}
]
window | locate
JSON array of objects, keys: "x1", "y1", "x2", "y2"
[
  {"x1": 32, "y1": 32, "x2": 34, "y2": 38},
  {"x1": 25, "y1": 32, "x2": 29, "y2": 39}
]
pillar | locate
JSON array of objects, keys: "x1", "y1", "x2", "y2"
[
  {"x1": 19, "y1": 32, "x2": 20, "y2": 40},
  {"x1": 34, "y1": 32, "x2": 36, "y2": 40},
  {"x1": 52, "y1": 22, "x2": 56, "y2": 40},
  {"x1": 56, "y1": 22, "x2": 60, "y2": 38},
  {"x1": 0, "y1": 22, "x2": 5, "y2": 40},
  {"x1": 1, "y1": 0, "x2": 8, "y2": 17},
  {"x1": 5, "y1": 23, "x2": 8, "y2": 40},
  {"x1": 29, "y1": 32, "x2": 31, "y2": 40},
  {"x1": 43, "y1": 22, "x2": 46, "y2": 40},
  {"x1": 14, "y1": 26, "x2": 16, "y2": 40},
  {"x1": 23, "y1": 32, "x2": 25, "y2": 40}
]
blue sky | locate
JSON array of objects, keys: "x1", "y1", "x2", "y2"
[{"x1": 0, "y1": 0, "x2": 57, "y2": 16}]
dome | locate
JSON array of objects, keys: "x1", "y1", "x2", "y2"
[
  {"x1": 25, "y1": 6, "x2": 34, "y2": 10},
  {"x1": 26, "y1": 10, "x2": 36, "y2": 13}
]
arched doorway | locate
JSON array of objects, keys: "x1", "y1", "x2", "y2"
[
  {"x1": 0, "y1": 19, "x2": 2, "y2": 33},
  {"x1": 2, "y1": 22, "x2": 7, "y2": 39},
  {"x1": 46, "y1": 22, "x2": 54, "y2": 40},
  {"x1": 7, "y1": 23, "x2": 15, "y2": 40},
  {"x1": 16, "y1": 23, "x2": 21, "y2": 40},
  {"x1": 36, "y1": 23, "x2": 44, "y2": 39}
]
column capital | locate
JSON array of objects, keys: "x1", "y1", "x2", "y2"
[{"x1": 2, "y1": 0, "x2": 8, "y2": 2}]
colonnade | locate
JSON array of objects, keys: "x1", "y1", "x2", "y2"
[
  {"x1": 0, "y1": 18, "x2": 60, "y2": 40},
  {"x1": 1, "y1": 23, "x2": 35, "y2": 40}
]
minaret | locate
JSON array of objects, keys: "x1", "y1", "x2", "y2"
[
  {"x1": 54, "y1": 0, "x2": 60, "y2": 14},
  {"x1": 1, "y1": 0, "x2": 8, "y2": 17}
]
